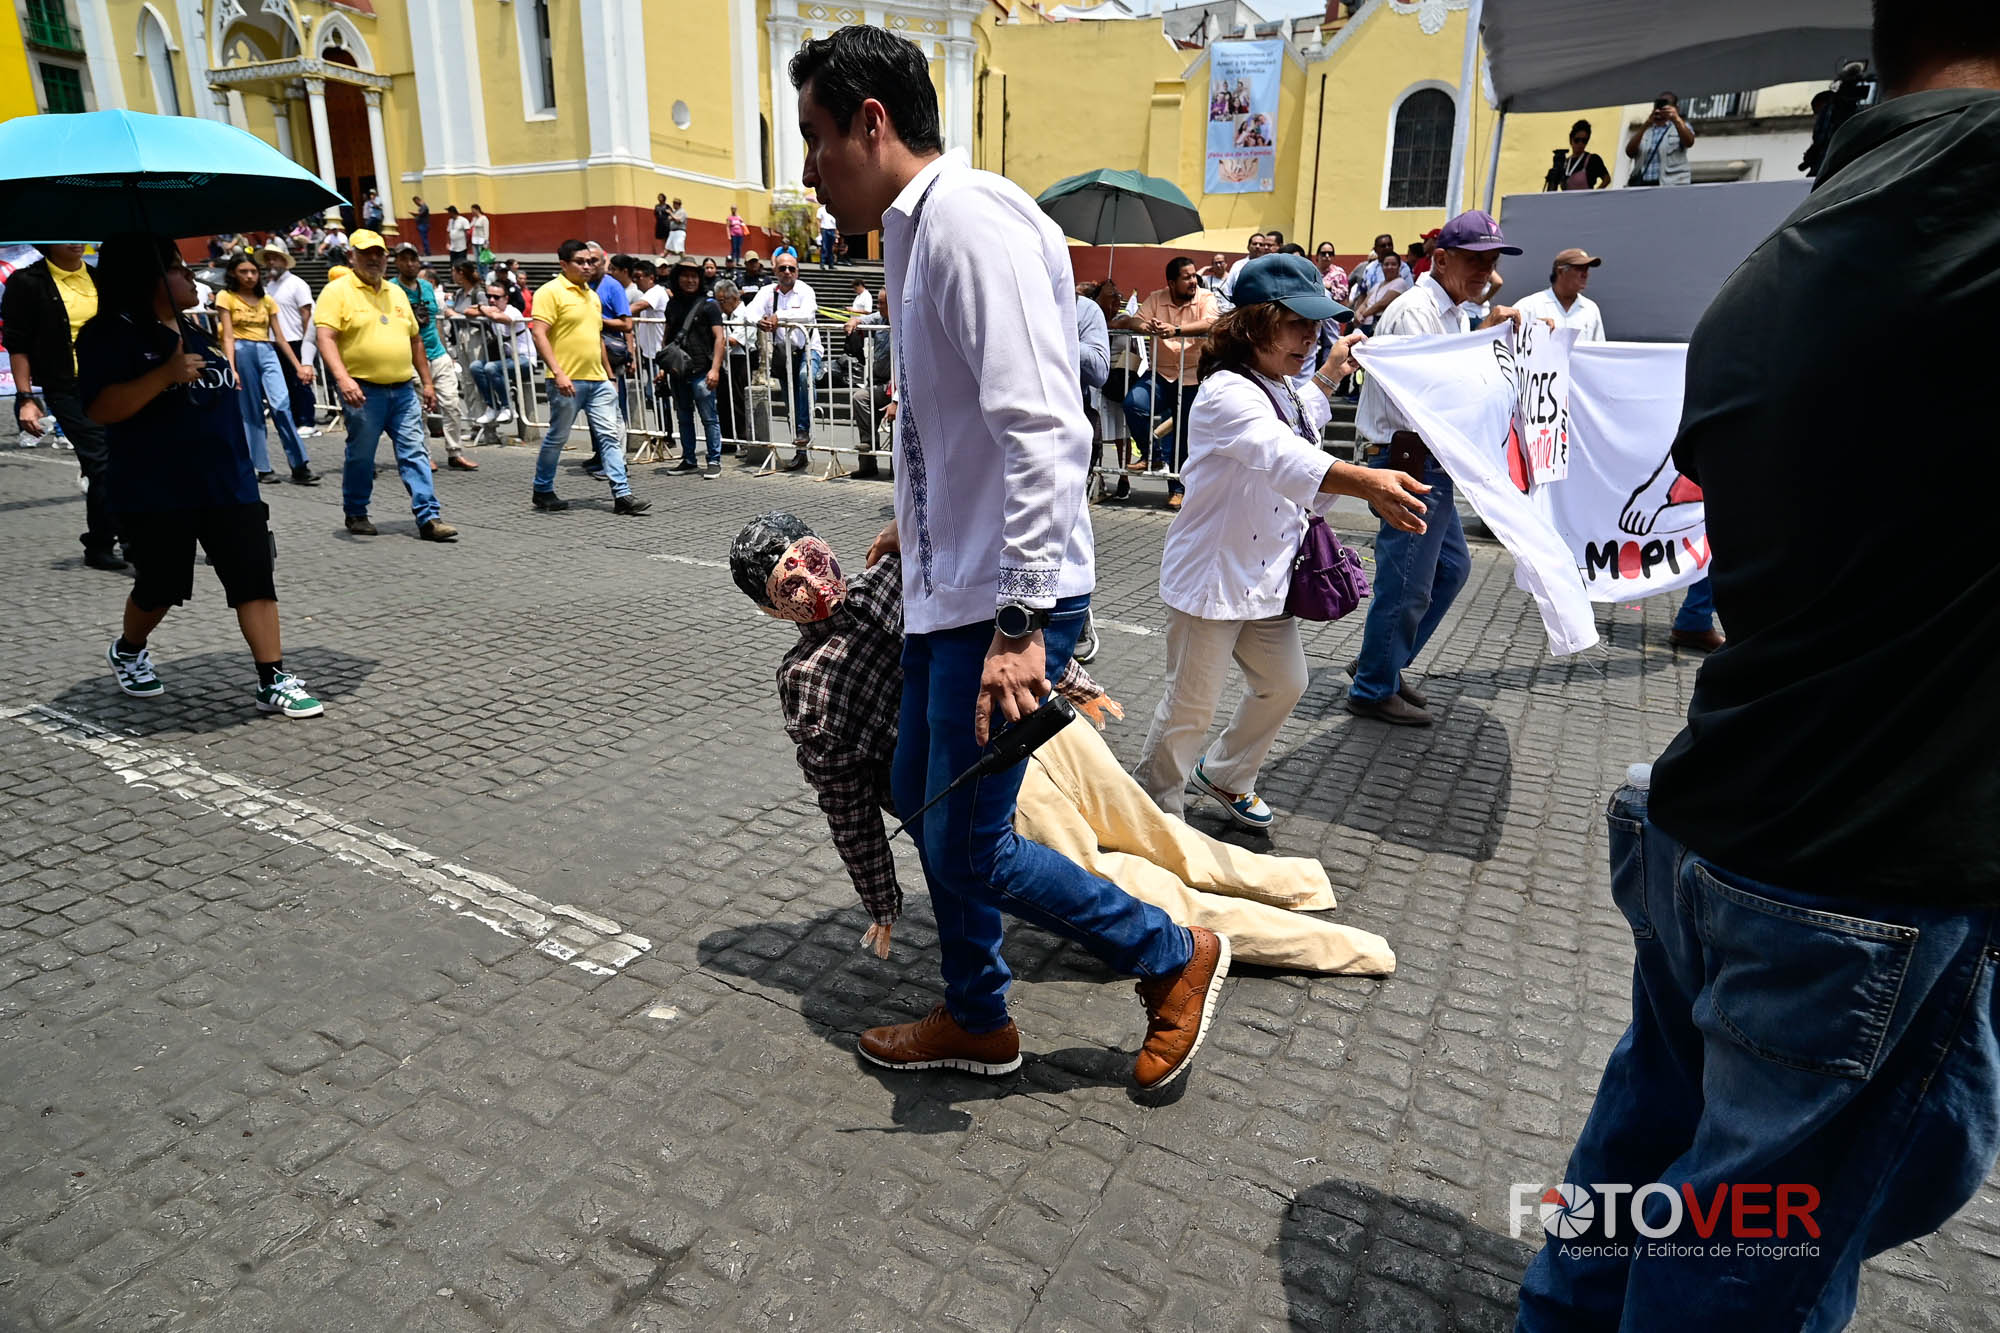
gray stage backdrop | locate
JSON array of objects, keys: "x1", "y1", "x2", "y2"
[{"x1": 1496, "y1": 179, "x2": 1812, "y2": 342}]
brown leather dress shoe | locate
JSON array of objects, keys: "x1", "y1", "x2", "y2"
[
  {"x1": 1669, "y1": 627, "x2": 1726, "y2": 653},
  {"x1": 1347, "y1": 658, "x2": 1428, "y2": 708},
  {"x1": 1134, "y1": 928, "x2": 1231, "y2": 1090},
  {"x1": 857, "y1": 1004, "x2": 1022, "y2": 1076},
  {"x1": 1345, "y1": 693, "x2": 1434, "y2": 726}
]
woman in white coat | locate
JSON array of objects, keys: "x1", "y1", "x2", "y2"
[{"x1": 1136, "y1": 254, "x2": 1431, "y2": 829}]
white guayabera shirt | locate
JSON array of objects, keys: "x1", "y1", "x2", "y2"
[{"x1": 881, "y1": 150, "x2": 1095, "y2": 635}]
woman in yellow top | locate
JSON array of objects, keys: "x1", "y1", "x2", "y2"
[{"x1": 216, "y1": 253, "x2": 317, "y2": 484}]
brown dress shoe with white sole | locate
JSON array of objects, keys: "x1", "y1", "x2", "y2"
[
  {"x1": 1134, "y1": 927, "x2": 1231, "y2": 1090},
  {"x1": 857, "y1": 1004, "x2": 1022, "y2": 1076}
]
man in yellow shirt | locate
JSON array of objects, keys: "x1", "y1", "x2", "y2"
[
  {"x1": 526, "y1": 239, "x2": 650, "y2": 514},
  {"x1": 313, "y1": 229, "x2": 458, "y2": 542},
  {"x1": 1, "y1": 243, "x2": 124, "y2": 568}
]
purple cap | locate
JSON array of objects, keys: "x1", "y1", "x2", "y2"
[{"x1": 1434, "y1": 209, "x2": 1522, "y2": 255}]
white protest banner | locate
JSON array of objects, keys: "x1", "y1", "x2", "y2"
[
  {"x1": 1511, "y1": 317, "x2": 1573, "y2": 486},
  {"x1": 1542, "y1": 343, "x2": 1709, "y2": 601},
  {"x1": 1352, "y1": 325, "x2": 1599, "y2": 656}
]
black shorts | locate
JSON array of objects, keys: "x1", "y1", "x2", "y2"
[{"x1": 121, "y1": 504, "x2": 277, "y2": 611}]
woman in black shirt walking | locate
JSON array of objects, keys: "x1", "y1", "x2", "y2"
[{"x1": 77, "y1": 234, "x2": 324, "y2": 719}]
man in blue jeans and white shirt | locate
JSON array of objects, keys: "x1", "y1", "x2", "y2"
[
  {"x1": 1347, "y1": 209, "x2": 1530, "y2": 726},
  {"x1": 1517, "y1": 5, "x2": 2000, "y2": 1327},
  {"x1": 792, "y1": 24, "x2": 1230, "y2": 1090}
]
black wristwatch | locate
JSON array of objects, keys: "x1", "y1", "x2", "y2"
[{"x1": 995, "y1": 603, "x2": 1050, "y2": 640}]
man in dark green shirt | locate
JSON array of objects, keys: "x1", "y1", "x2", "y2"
[
  {"x1": 1519, "y1": 8, "x2": 2000, "y2": 1329},
  {"x1": 393, "y1": 244, "x2": 477, "y2": 470}
]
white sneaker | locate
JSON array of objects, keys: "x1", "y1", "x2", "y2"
[
  {"x1": 494, "y1": 407, "x2": 515, "y2": 424},
  {"x1": 474, "y1": 406, "x2": 498, "y2": 426},
  {"x1": 255, "y1": 671, "x2": 324, "y2": 718},
  {"x1": 107, "y1": 641, "x2": 164, "y2": 697}
]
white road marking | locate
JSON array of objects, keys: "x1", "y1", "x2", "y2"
[
  {"x1": 646, "y1": 553, "x2": 730, "y2": 570},
  {"x1": 2, "y1": 703, "x2": 651, "y2": 976}
]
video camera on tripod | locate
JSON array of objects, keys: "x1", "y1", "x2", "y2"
[{"x1": 1802, "y1": 60, "x2": 1878, "y2": 177}]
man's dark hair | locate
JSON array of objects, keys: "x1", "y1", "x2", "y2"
[
  {"x1": 632, "y1": 259, "x2": 657, "y2": 280},
  {"x1": 446, "y1": 205, "x2": 459, "y2": 215},
  {"x1": 454, "y1": 260, "x2": 481, "y2": 282},
  {"x1": 1166, "y1": 255, "x2": 1196, "y2": 281},
  {"x1": 789, "y1": 25, "x2": 943, "y2": 154},
  {"x1": 1279, "y1": 242, "x2": 1306, "y2": 257},
  {"x1": 1570, "y1": 118, "x2": 1592, "y2": 139},
  {"x1": 1872, "y1": 0, "x2": 2000, "y2": 88},
  {"x1": 1656, "y1": 90, "x2": 1679, "y2": 106},
  {"x1": 85, "y1": 233, "x2": 183, "y2": 329},
  {"x1": 610, "y1": 253, "x2": 634, "y2": 274},
  {"x1": 1247, "y1": 231, "x2": 1267, "y2": 244},
  {"x1": 1267, "y1": 230, "x2": 1285, "y2": 246},
  {"x1": 558, "y1": 238, "x2": 589, "y2": 263}
]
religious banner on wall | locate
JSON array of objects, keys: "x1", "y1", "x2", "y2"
[
  {"x1": 1353, "y1": 326, "x2": 1708, "y2": 655},
  {"x1": 1205, "y1": 40, "x2": 1283, "y2": 195}
]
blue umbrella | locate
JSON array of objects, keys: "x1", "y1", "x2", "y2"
[{"x1": 0, "y1": 109, "x2": 345, "y2": 243}]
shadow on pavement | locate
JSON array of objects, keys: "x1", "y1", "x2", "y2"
[
  {"x1": 1279, "y1": 1176, "x2": 1534, "y2": 1331},
  {"x1": 1257, "y1": 683, "x2": 1514, "y2": 862},
  {"x1": 46, "y1": 644, "x2": 379, "y2": 737},
  {"x1": 698, "y1": 910, "x2": 1141, "y2": 1134}
]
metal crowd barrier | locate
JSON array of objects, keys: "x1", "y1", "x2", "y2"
[{"x1": 202, "y1": 304, "x2": 1338, "y2": 494}]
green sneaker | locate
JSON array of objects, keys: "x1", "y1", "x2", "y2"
[
  {"x1": 107, "y1": 640, "x2": 163, "y2": 697},
  {"x1": 256, "y1": 671, "x2": 324, "y2": 718}
]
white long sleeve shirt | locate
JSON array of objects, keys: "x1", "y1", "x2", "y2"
[
  {"x1": 1516, "y1": 287, "x2": 1606, "y2": 342},
  {"x1": 883, "y1": 150, "x2": 1094, "y2": 634},
  {"x1": 748, "y1": 278, "x2": 822, "y2": 355},
  {"x1": 1356, "y1": 273, "x2": 1466, "y2": 444},
  {"x1": 1162, "y1": 369, "x2": 1334, "y2": 621}
]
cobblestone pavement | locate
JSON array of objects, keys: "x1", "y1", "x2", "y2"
[{"x1": 1, "y1": 441, "x2": 1995, "y2": 1333}]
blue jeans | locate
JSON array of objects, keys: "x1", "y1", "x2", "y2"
[
  {"x1": 468, "y1": 356, "x2": 516, "y2": 411},
  {"x1": 778, "y1": 342, "x2": 820, "y2": 444},
  {"x1": 417, "y1": 220, "x2": 431, "y2": 255},
  {"x1": 821, "y1": 229, "x2": 839, "y2": 267},
  {"x1": 890, "y1": 597, "x2": 1195, "y2": 1033},
  {"x1": 234, "y1": 340, "x2": 309, "y2": 473},
  {"x1": 671, "y1": 374, "x2": 723, "y2": 466},
  {"x1": 1516, "y1": 784, "x2": 2000, "y2": 1333},
  {"x1": 729, "y1": 234, "x2": 743, "y2": 265},
  {"x1": 340, "y1": 380, "x2": 438, "y2": 523},
  {"x1": 1672, "y1": 576, "x2": 1715, "y2": 633},
  {"x1": 1351, "y1": 452, "x2": 1469, "y2": 703},
  {"x1": 535, "y1": 378, "x2": 630, "y2": 497},
  {"x1": 1122, "y1": 373, "x2": 1197, "y2": 494}
]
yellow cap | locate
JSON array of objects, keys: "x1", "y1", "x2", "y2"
[{"x1": 348, "y1": 229, "x2": 386, "y2": 252}]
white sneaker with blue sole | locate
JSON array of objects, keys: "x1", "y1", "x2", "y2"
[{"x1": 1189, "y1": 760, "x2": 1274, "y2": 830}]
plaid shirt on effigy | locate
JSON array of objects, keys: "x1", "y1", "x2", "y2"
[
  {"x1": 776, "y1": 553, "x2": 1118, "y2": 927},
  {"x1": 777, "y1": 555, "x2": 907, "y2": 926}
]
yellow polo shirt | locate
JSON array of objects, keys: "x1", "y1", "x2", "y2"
[
  {"x1": 51, "y1": 261, "x2": 97, "y2": 372},
  {"x1": 531, "y1": 274, "x2": 606, "y2": 382},
  {"x1": 215, "y1": 290, "x2": 277, "y2": 342},
  {"x1": 313, "y1": 272, "x2": 418, "y2": 385}
]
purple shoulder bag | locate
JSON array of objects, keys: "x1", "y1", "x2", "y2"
[{"x1": 1249, "y1": 374, "x2": 1371, "y2": 622}]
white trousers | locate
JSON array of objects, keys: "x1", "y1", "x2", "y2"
[
  {"x1": 428, "y1": 352, "x2": 470, "y2": 456},
  {"x1": 1136, "y1": 610, "x2": 1308, "y2": 817}
]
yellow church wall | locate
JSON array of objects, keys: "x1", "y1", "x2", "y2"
[
  {"x1": 0, "y1": 2, "x2": 36, "y2": 122},
  {"x1": 1303, "y1": 7, "x2": 1622, "y2": 254}
]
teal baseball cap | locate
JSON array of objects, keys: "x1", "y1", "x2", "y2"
[{"x1": 1230, "y1": 253, "x2": 1351, "y2": 322}]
